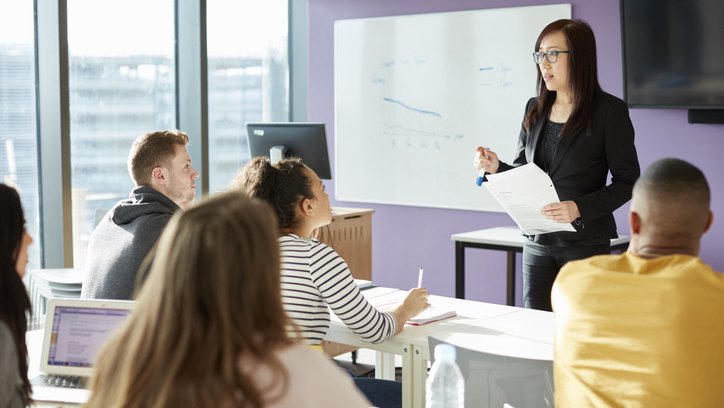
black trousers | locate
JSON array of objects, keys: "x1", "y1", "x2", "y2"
[{"x1": 522, "y1": 240, "x2": 610, "y2": 311}]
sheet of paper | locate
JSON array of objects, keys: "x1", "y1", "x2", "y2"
[{"x1": 484, "y1": 163, "x2": 575, "y2": 235}]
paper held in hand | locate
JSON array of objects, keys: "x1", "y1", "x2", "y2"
[{"x1": 483, "y1": 163, "x2": 576, "y2": 235}]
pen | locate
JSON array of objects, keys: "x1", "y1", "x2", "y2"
[{"x1": 417, "y1": 267, "x2": 424, "y2": 288}]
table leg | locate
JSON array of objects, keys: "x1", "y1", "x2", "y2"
[
  {"x1": 411, "y1": 345, "x2": 427, "y2": 408},
  {"x1": 455, "y1": 242, "x2": 465, "y2": 299},
  {"x1": 375, "y1": 351, "x2": 395, "y2": 380},
  {"x1": 506, "y1": 250, "x2": 515, "y2": 306},
  {"x1": 402, "y1": 345, "x2": 413, "y2": 408}
]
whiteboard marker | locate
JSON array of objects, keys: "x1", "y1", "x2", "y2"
[
  {"x1": 476, "y1": 147, "x2": 489, "y2": 186},
  {"x1": 476, "y1": 169, "x2": 486, "y2": 186}
]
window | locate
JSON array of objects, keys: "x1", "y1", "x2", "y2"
[
  {"x1": 67, "y1": 0, "x2": 175, "y2": 266},
  {"x1": 207, "y1": 0, "x2": 289, "y2": 192},
  {"x1": 0, "y1": 2, "x2": 40, "y2": 269}
]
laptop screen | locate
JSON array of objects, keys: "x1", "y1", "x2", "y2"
[
  {"x1": 46, "y1": 306, "x2": 131, "y2": 368},
  {"x1": 42, "y1": 301, "x2": 133, "y2": 375}
]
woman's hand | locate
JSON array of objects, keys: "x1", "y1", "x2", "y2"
[
  {"x1": 400, "y1": 287, "x2": 430, "y2": 318},
  {"x1": 473, "y1": 146, "x2": 500, "y2": 174},
  {"x1": 391, "y1": 287, "x2": 429, "y2": 333},
  {"x1": 542, "y1": 201, "x2": 580, "y2": 223}
]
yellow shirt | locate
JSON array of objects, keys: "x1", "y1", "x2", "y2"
[{"x1": 552, "y1": 252, "x2": 724, "y2": 407}]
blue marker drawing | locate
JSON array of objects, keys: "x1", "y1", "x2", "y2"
[{"x1": 383, "y1": 97, "x2": 442, "y2": 118}]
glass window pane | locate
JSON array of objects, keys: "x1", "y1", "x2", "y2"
[
  {"x1": 207, "y1": 0, "x2": 289, "y2": 192},
  {"x1": 0, "y1": 2, "x2": 41, "y2": 270},
  {"x1": 68, "y1": 0, "x2": 175, "y2": 266}
]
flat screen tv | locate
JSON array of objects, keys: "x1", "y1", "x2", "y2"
[
  {"x1": 621, "y1": 0, "x2": 724, "y2": 111},
  {"x1": 246, "y1": 122, "x2": 332, "y2": 180}
]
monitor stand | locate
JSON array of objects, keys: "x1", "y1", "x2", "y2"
[{"x1": 269, "y1": 145, "x2": 287, "y2": 163}]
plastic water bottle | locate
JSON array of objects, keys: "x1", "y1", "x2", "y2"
[{"x1": 426, "y1": 344, "x2": 465, "y2": 408}]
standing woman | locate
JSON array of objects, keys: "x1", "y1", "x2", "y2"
[
  {"x1": 0, "y1": 184, "x2": 34, "y2": 408},
  {"x1": 474, "y1": 19, "x2": 640, "y2": 311},
  {"x1": 86, "y1": 192, "x2": 370, "y2": 407}
]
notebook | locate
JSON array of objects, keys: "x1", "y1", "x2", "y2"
[
  {"x1": 407, "y1": 307, "x2": 457, "y2": 325},
  {"x1": 353, "y1": 278, "x2": 375, "y2": 290},
  {"x1": 31, "y1": 298, "x2": 135, "y2": 403},
  {"x1": 361, "y1": 287, "x2": 457, "y2": 325}
]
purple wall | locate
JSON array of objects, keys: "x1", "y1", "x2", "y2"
[{"x1": 308, "y1": 0, "x2": 724, "y2": 305}]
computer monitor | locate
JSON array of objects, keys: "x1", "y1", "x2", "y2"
[{"x1": 246, "y1": 122, "x2": 332, "y2": 180}]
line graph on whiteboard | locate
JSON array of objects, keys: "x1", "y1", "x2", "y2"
[
  {"x1": 369, "y1": 58, "x2": 517, "y2": 150},
  {"x1": 381, "y1": 97, "x2": 464, "y2": 149}
]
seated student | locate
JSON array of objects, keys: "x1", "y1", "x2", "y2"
[
  {"x1": 0, "y1": 184, "x2": 34, "y2": 408},
  {"x1": 85, "y1": 192, "x2": 370, "y2": 407},
  {"x1": 552, "y1": 158, "x2": 724, "y2": 407},
  {"x1": 232, "y1": 157, "x2": 430, "y2": 347},
  {"x1": 81, "y1": 130, "x2": 198, "y2": 300}
]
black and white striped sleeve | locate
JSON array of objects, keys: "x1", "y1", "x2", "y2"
[{"x1": 309, "y1": 241, "x2": 397, "y2": 343}]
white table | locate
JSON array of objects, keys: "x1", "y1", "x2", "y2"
[
  {"x1": 325, "y1": 287, "x2": 554, "y2": 408},
  {"x1": 451, "y1": 226, "x2": 630, "y2": 304}
]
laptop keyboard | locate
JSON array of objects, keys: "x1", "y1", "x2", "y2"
[{"x1": 33, "y1": 374, "x2": 87, "y2": 389}]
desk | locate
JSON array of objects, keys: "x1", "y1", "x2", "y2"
[
  {"x1": 325, "y1": 287, "x2": 553, "y2": 408},
  {"x1": 451, "y1": 226, "x2": 630, "y2": 304}
]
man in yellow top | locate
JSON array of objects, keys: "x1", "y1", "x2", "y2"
[{"x1": 552, "y1": 158, "x2": 724, "y2": 407}]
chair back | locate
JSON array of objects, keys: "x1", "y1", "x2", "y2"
[{"x1": 428, "y1": 336, "x2": 554, "y2": 408}]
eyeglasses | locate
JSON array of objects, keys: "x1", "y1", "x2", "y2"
[{"x1": 532, "y1": 50, "x2": 571, "y2": 64}]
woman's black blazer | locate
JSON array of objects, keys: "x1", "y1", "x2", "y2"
[{"x1": 497, "y1": 91, "x2": 640, "y2": 241}]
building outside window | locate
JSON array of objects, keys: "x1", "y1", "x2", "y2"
[
  {"x1": 2, "y1": 1, "x2": 290, "y2": 268},
  {"x1": 0, "y1": 1, "x2": 41, "y2": 270},
  {"x1": 207, "y1": 0, "x2": 289, "y2": 192},
  {"x1": 67, "y1": 0, "x2": 176, "y2": 266}
]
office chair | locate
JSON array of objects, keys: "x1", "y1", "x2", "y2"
[{"x1": 428, "y1": 336, "x2": 554, "y2": 408}]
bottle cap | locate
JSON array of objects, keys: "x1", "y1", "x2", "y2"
[{"x1": 434, "y1": 343, "x2": 456, "y2": 361}]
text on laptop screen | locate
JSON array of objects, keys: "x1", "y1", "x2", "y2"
[{"x1": 47, "y1": 306, "x2": 131, "y2": 368}]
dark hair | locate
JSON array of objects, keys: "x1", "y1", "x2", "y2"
[
  {"x1": 525, "y1": 19, "x2": 602, "y2": 138},
  {"x1": 634, "y1": 158, "x2": 710, "y2": 205},
  {"x1": 230, "y1": 156, "x2": 314, "y2": 230},
  {"x1": 128, "y1": 130, "x2": 189, "y2": 186},
  {"x1": 0, "y1": 184, "x2": 32, "y2": 405}
]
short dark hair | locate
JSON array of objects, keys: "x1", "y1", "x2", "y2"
[
  {"x1": 634, "y1": 158, "x2": 710, "y2": 206},
  {"x1": 128, "y1": 130, "x2": 189, "y2": 186},
  {"x1": 230, "y1": 156, "x2": 314, "y2": 230},
  {"x1": 525, "y1": 19, "x2": 602, "y2": 138}
]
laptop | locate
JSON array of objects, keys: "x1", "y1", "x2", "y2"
[{"x1": 31, "y1": 298, "x2": 135, "y2": 403}]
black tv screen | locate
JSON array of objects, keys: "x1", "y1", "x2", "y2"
[
  {"x1": 621, "y1": 0, "x2": 724, "y2": 108},
  {"x1": 246, "y1": 122, "x2": 332, "y2": 180}
]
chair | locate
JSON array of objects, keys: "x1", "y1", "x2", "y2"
[
  {"x1": 26, "y1": 268, "x2": 84, "y2": 328},
  {"x1": 428, "y1": 336, "x2": 554, "y2": 408}
]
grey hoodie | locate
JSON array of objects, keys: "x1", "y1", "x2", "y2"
[{"x1": 81, "y1": 185, "x2": 179, "y2": 300}]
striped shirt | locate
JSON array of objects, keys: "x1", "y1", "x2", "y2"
[{"x1": 279, "y1": 234, "x2": 397, "y2": 345}]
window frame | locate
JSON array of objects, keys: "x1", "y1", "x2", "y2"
[{"x1": 33, "y1": 0, "x2": 303, "y2": 267}]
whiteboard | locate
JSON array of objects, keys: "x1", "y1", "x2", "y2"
[{"x1": 334, "y1": 4, "x2": 571, "y2": 212}]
